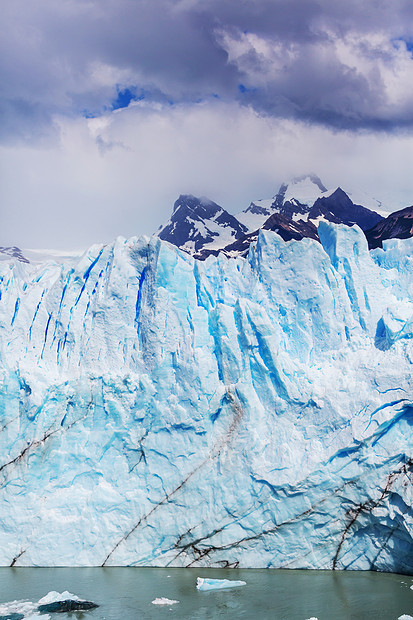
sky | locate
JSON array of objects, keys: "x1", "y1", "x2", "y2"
[{"x1": 1, "y1": 0, "x2": 413, "y2": 249}]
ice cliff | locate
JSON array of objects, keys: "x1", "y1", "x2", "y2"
[{"x1": 0, "y1": 223, "x2": 412, "y2": 572}]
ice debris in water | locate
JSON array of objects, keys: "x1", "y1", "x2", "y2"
[
  {"x1": 0, "y1": 592, "x2": 96, "y2": 620},
  {"x1": 37, "y1": 600, "x2": 98, "y2": 613},
  {"x1": 398, "y1": 615, "x2": 413, "y2": 620},
  {"x1": 196, "y1": 577, "x2": 246, "y2": 591},
  {"x1": 37, "y1": 590, "x2": 98, "y2": 612},
  {"x1": 37, "y1": 591, "x2": 79, "y2": 604},
  {"x1": 0, "y1": 600, "x2": 41, "y2": 619},
  {"x1": 151, "y1": 598, "x2": 179, "y2": 605}
]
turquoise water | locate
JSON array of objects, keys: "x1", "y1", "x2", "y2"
[{"x1": 0, "y1": 567, "x2": 412, "y2": 619}]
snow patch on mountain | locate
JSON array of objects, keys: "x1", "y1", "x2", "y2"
[
  {"x1": 237, "y1": 198, "x2": 274, "y2": 231},
  {"x1": 281, "y1": 174, "x2": 328, "y2": 206},
  {"x1": 0, "y1": 246, "x2": 29, "y2": 264},
  {"x1": 237, "y1": 175, "x2": 392, "y2": 235},
  {"x1": 157, "y1": 194, "x2": 247, "y2": 258}
]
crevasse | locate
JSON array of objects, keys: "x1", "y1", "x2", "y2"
[{"x1": 0, "y1": 222, "x2": 412, "y2": 571}]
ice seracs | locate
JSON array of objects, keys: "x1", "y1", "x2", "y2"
[{"x1": 0, "y1": 221, "x2": 412, "y2": 571}]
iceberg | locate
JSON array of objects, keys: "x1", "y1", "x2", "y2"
[
  {"x1": 0, "y1": 223, "x2": 411, "y2": 571},
  {"x1": 37, "y1": 600, "x2": 98, "y2": 613},
  {"x1": 0, "y1": 592, "x2": 97, "y2": 619},
  {"x1": 196, "y1": 577, "x2": 246, "y2": 590},
  {"x1": 151, "y1": 598, "x2": 179, "y2": 605},
  {"x1": 37, "y1": 591, "x2": 80, "y2": 605}
]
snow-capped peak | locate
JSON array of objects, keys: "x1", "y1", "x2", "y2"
[
  {"x1": 278, "y1": 174, "x2": 328, "y2": 208},
  {"x1": 237, "y1": 174, "x2": 329, "y2": 232},
  {"x1": 157, "y1": 194, "x2": 248, "y2": 258},
  {"x1": 0, "y1": 246, "x2": 30, "y2": 264}
]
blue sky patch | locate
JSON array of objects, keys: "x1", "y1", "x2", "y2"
[
  {"x1": 111, "y1": 87, "x2": 144, "y2": 111},
  {"x1": 82, "y1": 110, "x2": 98, "y2": 119},
  {"x1": 405, "y1": 39, "x2": 413, "y2": 53},
  {"x1": 392, "y1": 37, "x2": 413, "y2": 54},
  {"x1": 238, "y1": 83, "x2": 257, "y2": 94}
]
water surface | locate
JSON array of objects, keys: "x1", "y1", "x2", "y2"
[{"x1": 0, "y1": 567, "x2": 412, "y2": 619}]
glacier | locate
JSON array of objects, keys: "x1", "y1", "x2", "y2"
[{"x1": 0, "y1": 222, "x2": 412, "y2": 571}]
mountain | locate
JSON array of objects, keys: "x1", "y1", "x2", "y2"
[
  {"x1": 159, "y1": 178, "x2": 388, "y2": 261},
  {"x1": 0, "y1": 246, "x2": 29, "y2": 263},
  {"x1": 220, "y1": 212, "x2": 319, "y2": 259},
  {"x1": 243, "y1": 178, "x2": 384, "y2": 233},
  {"x1": 157, "y1": 175, "x2": 383, "y2": 260},
  {"x1": 237, "y1": 174, "x2": 328, "y2": 232},
  {"x1": 365, "y1": 205, "x2": 413, "y2": 249},
  {"x1": 157, "y1": 194, "x2": 248, "y2": 259},
  {"x1": 0, "y1": 224, "x2": 412, "y2": 571},
  {"x1": 308, "y1": 187, "x2": 383, "y2": 230},
  {"x1": 272, "y1": 173, "x2": 328, "y2": 212}
]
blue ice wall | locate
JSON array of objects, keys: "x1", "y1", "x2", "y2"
[{"x1": 0, "y1": 225, "x2": 411, "y2": 571}]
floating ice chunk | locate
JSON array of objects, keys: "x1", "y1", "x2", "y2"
[
  {"x1": 305, "y1": 617, "x2": 319, "y2": 620},
  {"x1": 0, "y1": 599, "x2": 39, "y2": 618},
  {"x1": 410, "y1": 584, "x2": 413, "y2": 590},
  {"x1": 398, "y1": 615, "x2": 413, "y2": 620},
  {"x1": 37, "y1": 591, "x2": 98, "y2": 613},
  {"x1": 196, "y1": 577, "x2": 246, "y2": 591},
  {"x1": 37, "y1": 591, "x2": 79, "y2": 604},
  {"x1": 38, "y1": 601, "x2": 98, "y2": 613},
  {"x1": 0, "y1": 591, "x2": 92, "y2": 620},
  {"x1": 151, "y1": 598, "x2": 179, "y2": 605}
]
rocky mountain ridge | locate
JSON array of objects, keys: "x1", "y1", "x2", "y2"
[
  {"x1": 157, "y1": 175, "x2": 412, "y2": 259},
  {"x1": 0, "y1": 246, "x2": 29, "y2": 263},
  {"x1": 3, "y1": 176, "x2": 412, "y2": 265}
]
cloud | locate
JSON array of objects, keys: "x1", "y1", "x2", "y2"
[
  {"x1": 2, "y1": 99, "x2": 413, "y2": 249},
  {"x1": 2, "y1": 0, "x2": 413, "y2": 142},
  {"x1": 218, "y1": 25, "x2": 413, "y2": 130},
  {"x1": 2, "y1": 0, "x2": 413, "y2": 249}
]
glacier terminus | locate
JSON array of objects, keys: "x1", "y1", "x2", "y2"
[{"x1": 0, "y1": 221, "x2": 412, "y2": 572}]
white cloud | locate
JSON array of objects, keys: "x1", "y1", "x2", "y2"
[
  {"x1": 214, "y1": 24, "x2": 413, "y2": 127},
  {"x1": 1, "y1": 100, "x2": 413, "y2": 249},
  {"x1": 216, "y1": 28, "x2": 298, "y2": 81},
  {"x1": 333, "y1": 33, "x2": 413, "y2": 113}
]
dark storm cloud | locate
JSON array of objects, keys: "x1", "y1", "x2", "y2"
[{"x1": 2, "y1": 0, "x2": 413, "y2": 142}]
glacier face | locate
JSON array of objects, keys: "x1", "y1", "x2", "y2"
[{"x1": 0, "y1": 223, "x2": 412, "y2": 571}]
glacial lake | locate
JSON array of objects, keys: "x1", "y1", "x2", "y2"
[{"x1": 0, "y1": 567, "x2": 412, "y2": 620}]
